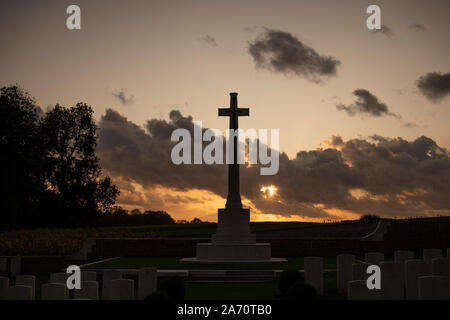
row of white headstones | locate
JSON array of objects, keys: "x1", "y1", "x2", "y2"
[
  {"x1": 1, "y1": 248, "x2": 449, "y2": 300},
  {"x1": 313, "y1": 248, "x2": 450, "y2": 300},
  {"x1": 0, "y1": 267, "x2": 157, "y2": 300}
]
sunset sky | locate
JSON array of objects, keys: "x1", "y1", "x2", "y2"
[{"x1": 1, "y1": 0, "x2": 449, "y2": 222}]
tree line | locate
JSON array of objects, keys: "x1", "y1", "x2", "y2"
[{"x1": 0, "y1": 85, "x2": 119, "y2": 230}]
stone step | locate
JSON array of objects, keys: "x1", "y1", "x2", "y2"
[{"x1": 187, "y1": 270, "x2": 275, "y2": 281}]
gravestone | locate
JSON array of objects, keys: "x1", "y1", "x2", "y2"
[
  {"x1": 0, "y1": 258, "x2": 7, "y2": 276},
  {"x1": 41, "y1": 283, "x2": 68, "y2": 300},
  {"x1": 364, "y1": 252, "x2": 384, "y2": 265},
  {"x1": 418, "y1": 276, "x2": 450, "y2": 300},
  {"x1": 50, "y1": 272, "x2": 68, "y2": 284},
  {"x1": 352, "y1": 262, "x2": 370, "y2": 281},
  {"x1": 109, "y1": 279, "x2": 134, "y2": 300},
  {"x1": 0, "y1": 276, "x2": 9, "y2": 299},
  {"x1": 423, "y1": 248, "x2": 442, "y2": 274},
  {"x1": 431, "y1": 257, "x2": 450, "y2": 277},
  {"x1": 348, "y1": 280, "x2": 382, "y2": 300},
  {"x1": 73, "y1": 281, "x2": 98, "y2": 300},
  {"x1": 337, "y1": 254, "x2": 355, "y2": 293},
  {"x1": 81, "y1": 271, "x2": 97, "y2": 282},
  {"x1": 102, "y1": 270, "x2": 122, "y2": 300},
  {"x1": 405, "y1": 259, "x2": 426, "y2": 300},
  {"x1": 380, "y1": 261, "x2": 404, "y2": 300},
  {"x1": 394, "y1": 250, "x2": 414, "y2": 263},
  {"x1": 5, "y1": 285, "x2": 32, "y2": 300},
  {"x1": 181, "y1": 93, "x2": 284, "y2": 264},
  {"x1": 138, "y1": 268, "x2": 157, "y2": 300},
  {"x1": 9, "y1": 256, "x2": 21, "y2": 277},
  {"x1": 15, "y1": 275, "x2": 35, "y2": 300},
  {"x1": 304, "y1": 257, "x2": 323, "y2": 295}
]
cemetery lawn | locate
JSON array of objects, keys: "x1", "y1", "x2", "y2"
[
  {"x1": 185, "y1": 272, "x2": 345, "y2": 300},
  {"x1": 84, "y1": 257, "x2": 338, "y2": 270}
]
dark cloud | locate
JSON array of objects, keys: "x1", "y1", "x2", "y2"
[
  {"x1": 409, "y1": 23, "x2": 427, "y2": 32},
  {"x1": 112, "y1": 89, "x2": 134, "y2": 105},
  {"x1": 417, "y1": 72, "x2": 450, "y2": 102},
  {"x1": 402, "y1": 122, "x2": 419, "y2": 128},
  {"x1": 97, "y1": 110, "x2": 450, "y2": 219},
  {"x1": 200, "y1": 35, "x2": 218, "y2": 47},
  {"x1": 336, "y1": 89, "x2": 400, "y2": 118},
  {"x1": 372, "y1": 25, "x2": 394, "y2": 37},
  {"x1": 248, "y1": 29, "x2": 340, "y2": 82}
]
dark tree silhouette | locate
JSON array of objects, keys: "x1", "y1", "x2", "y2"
[
  {"x1": 0, "y1": 86, "x2": 46, "y2": 229},
  {"x1": 0, "y1": 85, "x2": 119, "y2": 230}
]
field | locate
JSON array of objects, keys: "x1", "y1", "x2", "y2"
[{"x1": 0, "y1": 220, "x2": 377, "y2": 256}]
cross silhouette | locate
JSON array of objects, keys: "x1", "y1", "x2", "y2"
[{"x1": 218, "y1": 93, "x2": 249, "y2": 209}]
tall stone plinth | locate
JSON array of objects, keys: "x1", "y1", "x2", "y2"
[
  {"x1": 212, "y1": 208, "x2": 255, "y2": 244},
  {"x1": 181, "y1": 208, "x2": 282, "y2": 264}
]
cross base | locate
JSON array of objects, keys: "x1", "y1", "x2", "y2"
[{"x1": 212, "y1": 208, "x2": 255, "y2": 245}]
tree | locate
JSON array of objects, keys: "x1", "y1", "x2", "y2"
[
  {"x1": 0, "y1": 86, "x2": 45, "y2": 229},
  {"x1": 39, "y1": 102, "x2": 119, "y2": 226},
  {"x1": 0, "y1": 85, "x2": 119, "y2": 230}
]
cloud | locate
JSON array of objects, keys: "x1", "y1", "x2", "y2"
[
  {"x1": 97, "y1": 110, "x2": 450, "y2": 220},
  {"x1": 409, "y1": 23, "x2": 427, "y2": 32},
  {"x1": 112, "y1": 89, "x2": 134, "y2": 105},
  {"x1": 336, "y1": 89, "x2": 400, "y2": 118},
  {"x1": 248, "y1": 29, "x2": 340, "y2": 82},
  {"x1": 402, "y1": 122, "x2": 419, "y2": 128},
  {"x1": 416, "y1": 72, "x2": 450, "y2": 102},
  {"x1": 200, "y1": 35, "x2": 218, "y2": 47},
  {"x1": 372, "y1": 25, "x2": 394, "y2": 37}
]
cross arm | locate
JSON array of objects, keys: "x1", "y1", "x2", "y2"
[
  {"x1": 236, "y1": 108, "x2": 249, "y2": 116},
  {"x1": 218, "y1": 108, "x2": 232, "y2": 116}
]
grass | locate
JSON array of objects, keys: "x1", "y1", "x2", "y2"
[
  {"x1": 185, "y1": 272, "x2": 345, "y2": 300},
  {"x1": 84, "y1": 257, "x2": 338, "y2": 270}
]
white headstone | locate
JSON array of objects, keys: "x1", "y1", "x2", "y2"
[
  {"x1": 41, "y1": 283, "x2": 68, "y2": 300},
  {"x1": 102, "y1": 270, "x2": 122, "y2": 300},
  {"x1": 405, "y1": 259, "x2": 426, "y2": 300},
  {"x1": 352, "y1": 262, "x2": 370, "y2": 281},
  {"x1": 9, "y1": 256, "x2": 21, "y2": 277},
  {"x1": 418, "y1": 276, "x2": 450, "y2": 300},
  {"x1": 380, "y1": 261, "x2": 404, "y2": 300},
  {"x1": 0, "y1": 276, "x2": 9, "y2": 299},
  {"x1": 81, "y1": 271, "x2": 97, "y2": 282},
  {"x1": 304, "y1": 257, "x2": 323, "y2": 295},
  {"x1": 109, "y1": 279, "x2": 134, "y2": 300},
  {"x1": 73, "y1": 281, "x2": 98, "y2": 300},
  {"x1": 6, "y1": 285, "x2": 32, "y2": 300},
  {"x1": 423, "y1": 248, "x2": 442, "y2": 274},
  {"x1": 394, "y1": 250, "x2": 414, "y2": 263},
  {"x1": 15, "y1": 275, "x2": 35, "y2": 300},
  {"x1": 364, "y1": 252, "x2": 384, "y2": 265},
  {"x1": 0, "y1": 258, "x2": 7, "y2": 276},
  {"x1": 337, "y1": 254, "x2": 355, "y2": 293},
  {"x1": 431, "y1": 257, "x2": 450, "y2": 277},
  {"x1": 348, "y1": 280, "x2": 382, "y2": 300},
  {"x1": 138, "y1": 268, "x2": 157, "y2": 300},
  {"x1": 50, "y1": 272, "x2": 68, "y2": 284}
]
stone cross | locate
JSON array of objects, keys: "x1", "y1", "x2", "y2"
[{"x1": 218, "y1": 92, "x2": 249, "y2": 209}]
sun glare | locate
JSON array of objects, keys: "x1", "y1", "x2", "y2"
[{"x1": 260, "y1": 185, "x2": 277, "y2": 197}]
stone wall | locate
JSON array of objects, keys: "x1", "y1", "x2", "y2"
[{"x1": 87, "y1": 237, "x2": 370, "y2": 260}]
